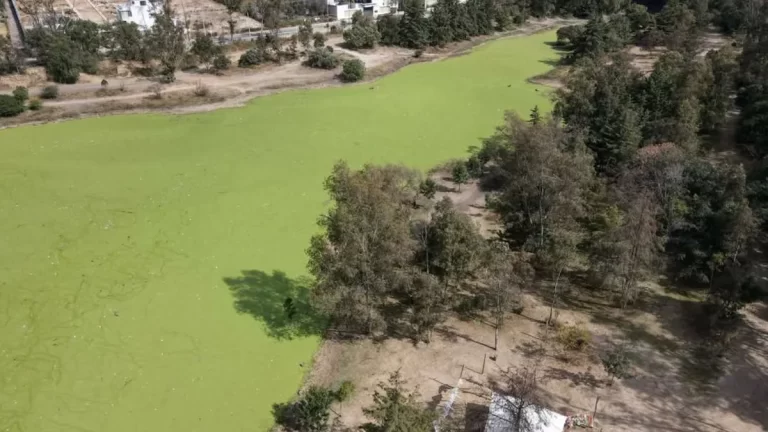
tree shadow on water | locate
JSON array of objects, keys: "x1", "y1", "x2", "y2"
[{"x1": 223, "y1": 270, "x2": 326, "y2": 340}]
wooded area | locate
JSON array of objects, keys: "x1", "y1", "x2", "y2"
[{"x1": 290, "y1": 0, "x2": 768, "y2": 430}]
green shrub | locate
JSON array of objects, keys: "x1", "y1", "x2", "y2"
[
  {"x1": 40, "y1": 85, "x2": 60, "y2": 100},
  {"x1": 273, "y1": 386, "x2": 335, "y2": 432},
  {"x1": 335, "y1": 380, "x2": 355, "y2": 402},
  {"x1": 312, "y1": 32, "x2": 326, "y2": 48},
  {"x1": 556, "y1": 324, "x2": 592, "y2": 352},
  {"x1": 340, "y1": 58, "x2": 365, "y2": 82},
  {"x1": 238, "y1": 48, "x2": 266, "y2": 67},
  {"x1": 212, "y1": 54, "x2": 231, "y2": 72},
  {"x1": 343, "y1": 11, "x2": 380, "y2": 49},
  {"x1": 0, "y1": 94, "x2": 25, "y2": 117},
  {"x1": 12, "y1": 86, "x2": 29, "y2": 102},
  {"x1": 304, "y1": 49, "x2": 339, "y2": 69},
  {"x1": 29, "y1": 98, "x2": 43, "y2": 111}
]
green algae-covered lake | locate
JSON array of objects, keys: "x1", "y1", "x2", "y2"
[{"x1": 0, "y1": 30, "x2": 557, "y2": 432}]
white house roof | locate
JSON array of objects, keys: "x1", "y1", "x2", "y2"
[{"x1": 485, "y1": 393, "x2": 567, "y2": 432}]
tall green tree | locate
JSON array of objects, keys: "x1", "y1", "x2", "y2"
[
  {"x1": 146, "y1": 0, "x2": 186, "y2": 81},
  {"x1": 362, "y1": 371, "x2": 435, "y2": 432},
  {"x1": 398, "y1": 0, "x2": 429, "y2": 49},
  {"x1": 307, "y1": 162, "x2": 419, "y2": 334}
]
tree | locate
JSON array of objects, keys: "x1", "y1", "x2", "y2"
[
  {"x1": 105, "y1": 21, "x2": 146, "y2": 62},
  {"x1": 556, "y1": 55, "x2": 644, "y2": 174},
  {"x1": 451, "y1": 163, "x2": 469, "y2": 191},
  {"x1": 377, "y1": 13, "x2": 401, "y2": 46},
  {"x1": 485, "y1": 242, "x2": 530, "y2": 350},
  {"x1": 219, "y1": 0, "x2": 243, "y2": 42},
  {"x1": 0, "y1": 36, "x2": 24, "y2": 75},
  {"x1": 191, "y1": 33, "x2": 221, "y2": 69},
  {"x1": 307, "y1": 162, "x2": 419, "y2": 334},
  {"x1": 273, "y1": 386, "x2": 336, "y2": 432},
  {"x1": 146, "y1": 1, "x2": 187, "y2": 81},
  {"x1": 398, "y1": 0, "x2": 429, "y2": 49},
  {"x1": 419, "y1": 178, "x2": 437, "y2": 199},
  {"x1": 529, "y1": 105, "x2": 541, "y2": 125},
  {"x1": 668, "y1": 160, "x2": 756, "y2": 284},
  {"x1": 340, "y1": 59, "x2": 365, "y2": 82},
  {"x1": 299, "y1": 19, "x2": 313, "y2": 50},
  {"x1": 493, "y1": 367, "x2": 545, "y2": 432},
  {"x1": 362, "y1": 371, "x2": 435, "y2": 432},
  {"x1": 343, "y1": 11, "x2": 380, "y2": 49},
  {"x1": 487, "y1": 113, "x2": 594, "y2": 253},
  {"x1": 700, "y1": 47, "x2": 738, "y2": 133},
  {"x1": 601, "y1": 343, "x2": 631, "y2": 385},
  {"x1": 38, "y1": 32, "x2": 85, "y2": 83},
  {"x1": 313, "y1": 32, "x2": 327, "y2": 48}
]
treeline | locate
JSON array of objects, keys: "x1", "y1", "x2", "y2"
[
  {"x1": 306, "y1": 162, "x2": 530, "y2": 342},
  {"x1": 374, "y1": 0, "x2": 626, "y2": 50},
  {"x1": 307, "y1": 1, "x2": 768, "y2": 348}
]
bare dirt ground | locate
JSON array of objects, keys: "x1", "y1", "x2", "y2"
[
  {"x1": 430, "y1": 170, "x2": 502, "y2": 239},
  {"x1": 308, "y1": 261, "x2": 768, "y2": 432},
  {"x1": 306, "y1": 173, "x2": 768, "y2": 432}
]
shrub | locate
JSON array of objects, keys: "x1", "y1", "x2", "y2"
[
  {"x1": 335, "y1": 380, "x2": 355, "y2": 402},
  {"x1": 556, "y1": 324, "x2": 592, "y2": 352},
  {"x1": 273, "y1": 386, "x2": 335, "y2": 432},
  {"x1": 304, "y1": 49, "x2": 340, "y2": 69},
  {"x1": 147, "y1": 83, "x2": 163, "y2": 99},
  {"x1": 212, "y1": 54, "x2": 231, "y2": 72},
  {"x1": 340, "y1": 58, "x2": 365, "y2": 82},
  {"x1": 343, "y1": 11, "x2": 380, "y2": 49},
  {"x1": 312, "y1": 32, "x2": 326, "y2": 48},
  {"x1": 40, "y1": 85, "x2": 59, "y2": 100},
  {"x1": 238, "y1": 48, "x2": 266, "y2": 67},
  {"x1": 326, "y1": 45, "x2": 334, "y2": 53},
  {"x1": 193, "y1": 80, "x2": 210, "y2": 97},
  {"x1": 12, "y1": 86, "x2": 29, "y2": 102},
  {"x1": 29, "y1": 98, "x2": 43, "y2": 111},
  {"x1": 414, "y1": 49, "x2": 424, "y2": 58},
  {"x1": 0, "y1": 94, "x2": 25, "y2": 117}
]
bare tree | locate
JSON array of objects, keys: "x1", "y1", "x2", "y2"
[
  {"x1": 485, "y1": 242, "x2": 531, "y2": 351},
  {"x1": 493, "y1": 367, "x2": 545, "y2": 432},
  {"x1": 220, "y1": 0, "x2": 243, "y2": 42}
]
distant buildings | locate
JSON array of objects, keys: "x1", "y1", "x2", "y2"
[
  {"x1": 326, "y1": 0, "x2": 397, "y2": 20},
  {"x1": 116, "y1": 0, "x2": 161, "y2": 30}
]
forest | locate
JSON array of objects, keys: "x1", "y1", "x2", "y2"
[{"x1": 286, "y1": 0, "x2": 768, "y2": 430}]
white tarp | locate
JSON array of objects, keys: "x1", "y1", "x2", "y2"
[{"x1": 484, "y1": 393, "x2": 567, "y2": 432}]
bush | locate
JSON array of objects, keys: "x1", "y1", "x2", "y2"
[
  {"x1": 212, "y1": 54, "x2": 231, "y2": 72},
  {"x1": 304, "y1": 49, "x2": 340, "y2": 69},
  {"x1": 312, "y1": 32, "x2": 326, "y2": 48},
  {"x1": 238, "y1": 48, "x2": 266, "y2": 67},
  {"x1": 193, "y1": 80, "x2": 210, "y2": 97},
  {"x1": 0, "y1": 94, "x2": 25, "y2": 117},
  {"x1": 273, "y1": 386, "x2": 335, "y2": 432},
  {"x1": 343, "y1": 11, "x2": 380, "y2": 49},
  {"x1": 147, "y1": 83, "x2": 163, "y2": 99},
  {"x1": 556, "y1": 324, "x2": 592, "y2": 352},
  {"x1": 29, "y1": 98, "x2": 43, "y2": 111},
  {"x1": 340, "y1": 58, "x2": 365, "y2": 82},
  {"x1": 12, "y1": 86, "x2": 29, "y2": 102},
  {"x1": 40, "y1": 85, "x2": 59, "y2": 100},
  {"x1": 414, "y1": 49, "x2": 424, "y2": 58}
]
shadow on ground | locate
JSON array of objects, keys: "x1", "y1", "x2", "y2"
[{"x1": 223, "y1": 269, "x2": 325, "y2": 340}]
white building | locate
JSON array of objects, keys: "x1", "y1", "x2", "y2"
[
  {"x1": 116, "y1": 0, "x2": 161, "y2": 30},
  {"x1": 327, "y1": 0, "x2": 396, "y2": 20},
  {"x1": 485, "y1": 393, "x2": 568, "y2": 432}
]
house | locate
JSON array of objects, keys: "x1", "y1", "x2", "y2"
[
  {"x1": 326, "y1": 0, "x2": 396, "y2": 20},
  {"x1": 116, "y1": 0, "x2": 161, "y2": 30},
  {"x1": 485, "y1": 393, "x2": 568, "y2": 432}
]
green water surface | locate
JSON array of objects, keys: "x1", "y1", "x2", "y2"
[{"x1": 0, "y1": 30, "x2": 557, "y2": 432}]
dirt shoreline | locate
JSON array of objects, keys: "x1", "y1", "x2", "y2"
[{"x1": 0, "y1": 18, "x2": 580, "y2": 130}]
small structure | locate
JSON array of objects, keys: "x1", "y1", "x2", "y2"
[
  {"x1": 485, "y1": 393, "x2": 568, "y2": 432},
  {"x1": 326, "y1": 0, "x2": 395, "y2": 20},
  {"x1": 116, "y1": 0, "x2": 161, "y2": 30}
]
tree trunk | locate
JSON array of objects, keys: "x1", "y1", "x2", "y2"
[{"x1": 547, "y1": 267, "x2": 563, "y2": 326}]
